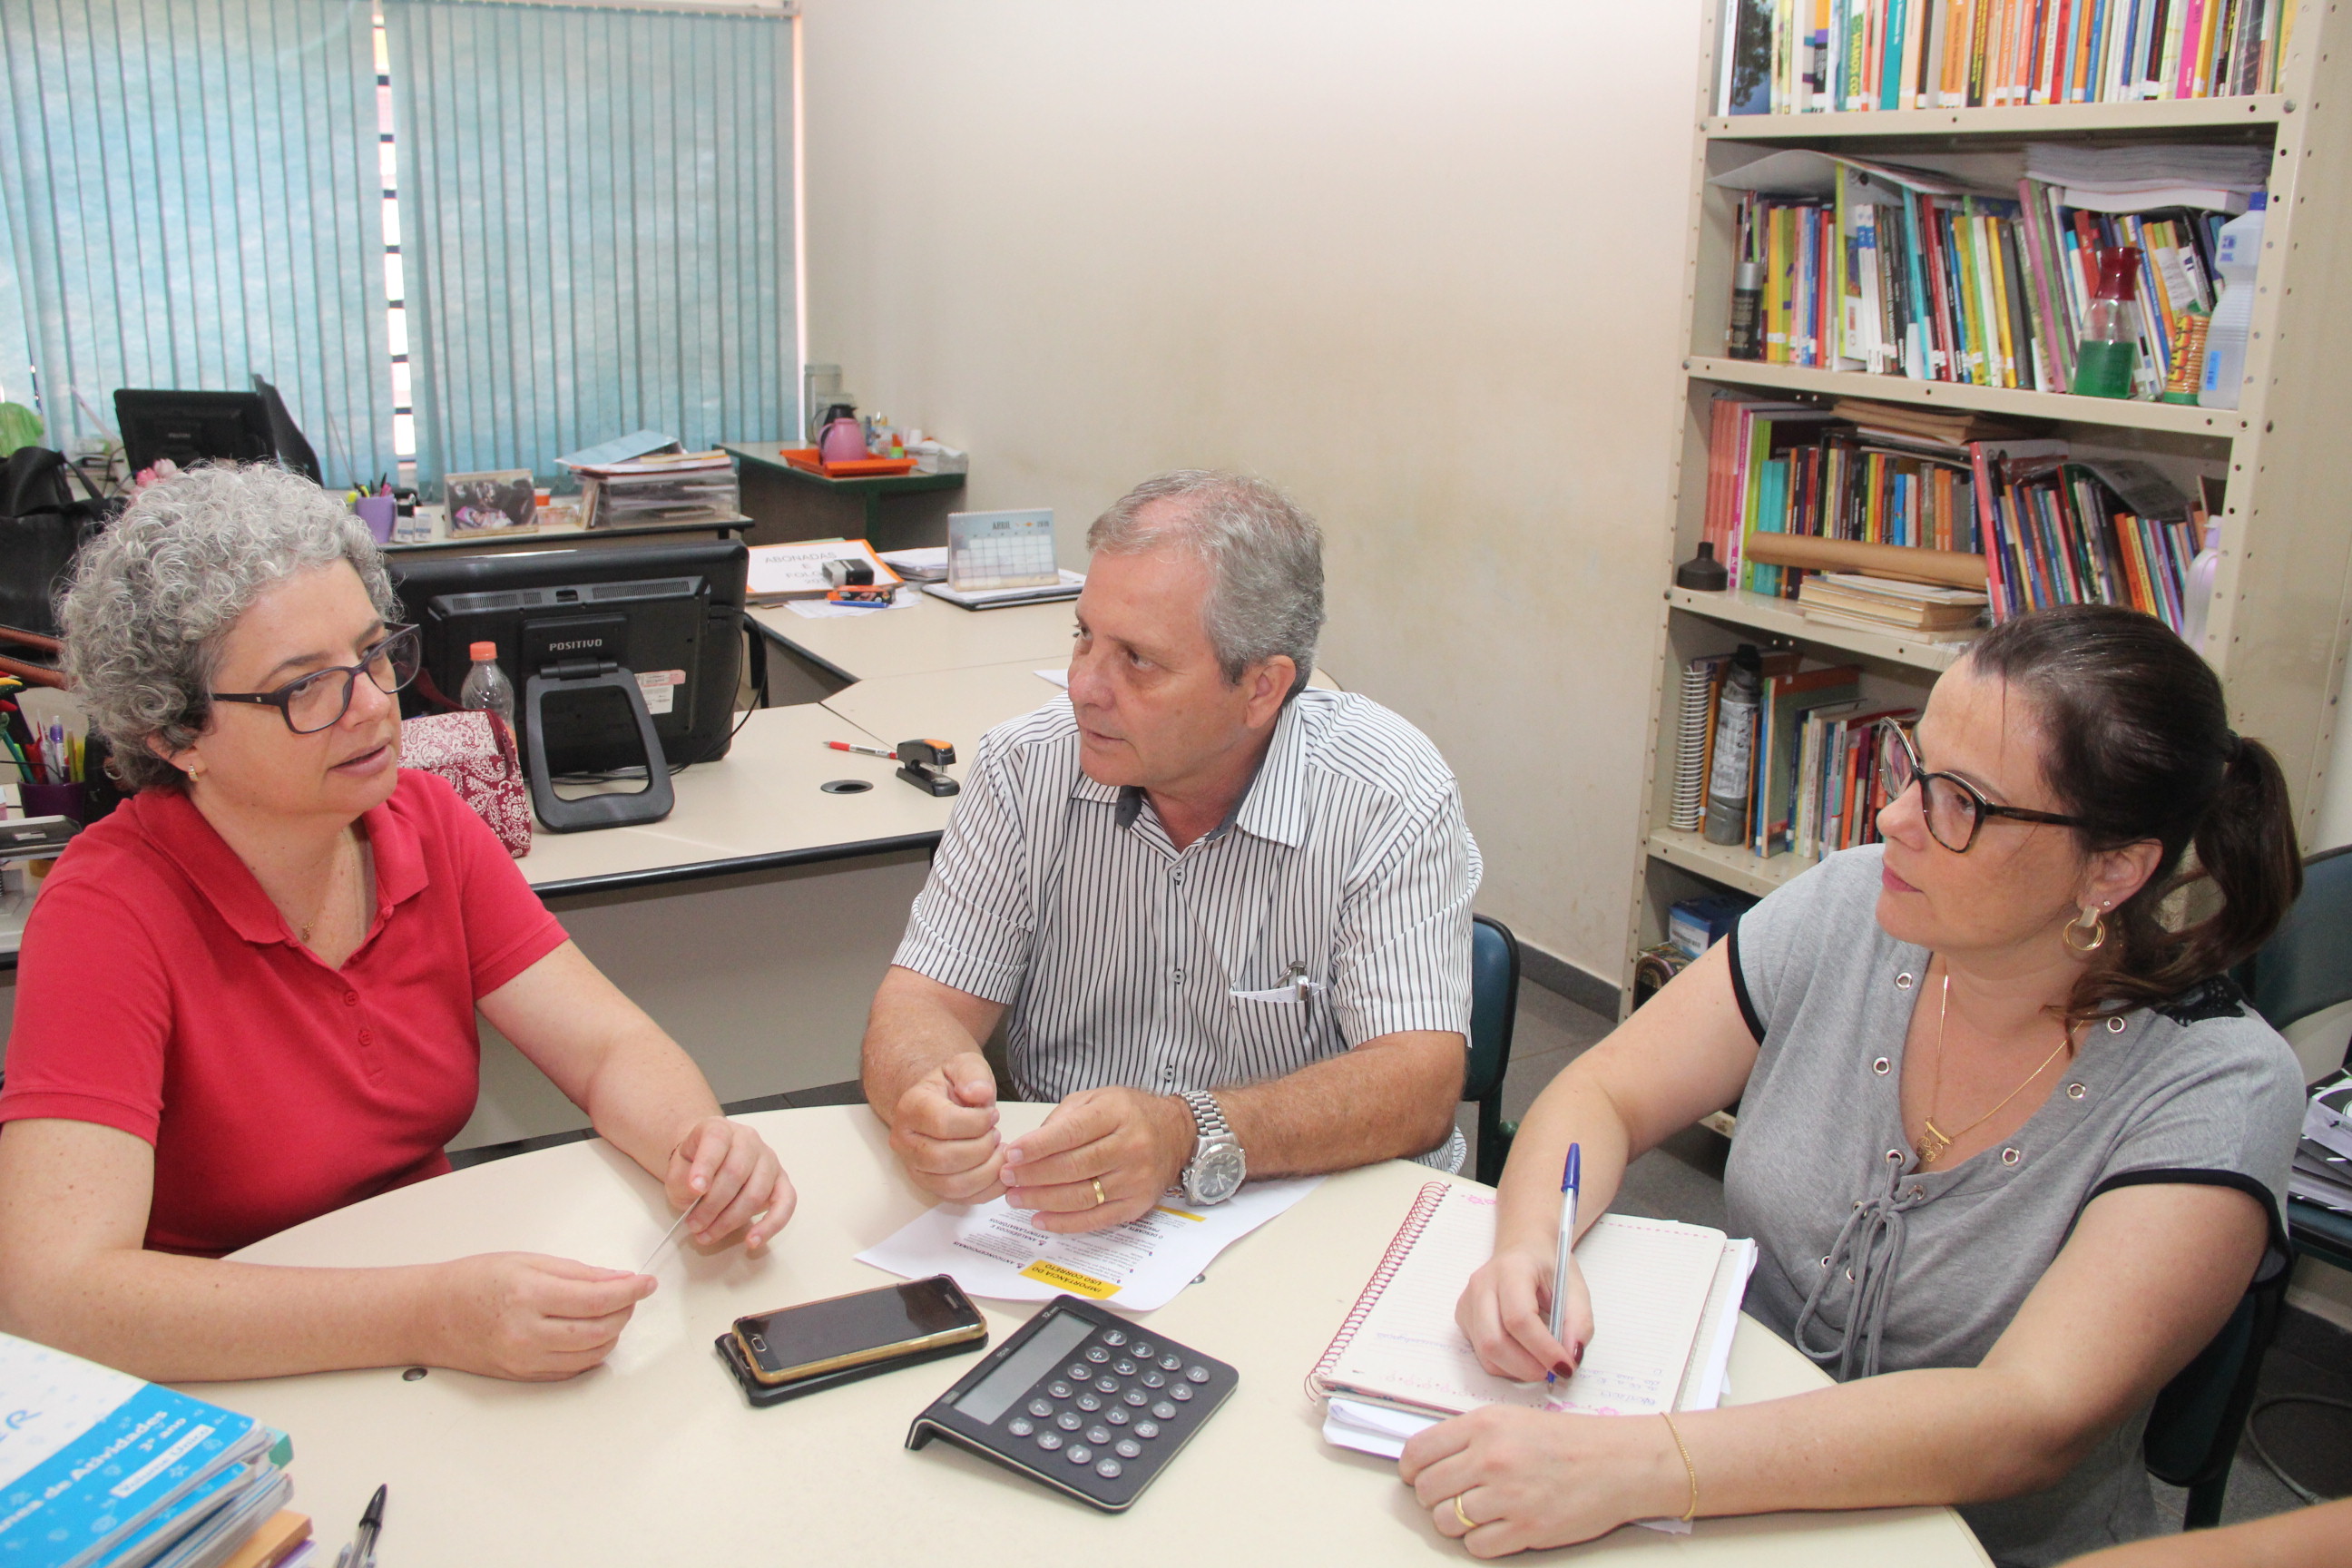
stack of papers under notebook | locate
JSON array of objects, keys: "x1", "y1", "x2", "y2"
[
  {"x1": 0, "y1": 1332, "x2": 298, "y2": 1568},
  {"x1": 1306, "y1": 1183, "x2": 1755, "y2": 1532}
]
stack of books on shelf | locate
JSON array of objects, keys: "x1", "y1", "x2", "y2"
[
  {"x1": 1671, "y1": 651, "x2": 1916, "y2": 862},
  {"x1": 1719, "y1": 0, "x2": 2301, "y2": 116},
  {"x1": 0, "y1": 1331, "x2": 311, "y2": 1568},
  {"x1": 1798, "y1": 572, "x2": 1991, "y2": 640},
  {"x1": 1700, "y1": 390, "x2": 2206, "y2": 632},
  {"x1": 566, "y1": 450, "x2": 744, "y2": 529},
  {"x1": 1720, "y1": 143, "x2": 2261, "y2": 397}
]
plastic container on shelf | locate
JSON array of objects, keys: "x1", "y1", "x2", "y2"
[
  {"x1": 1701, "y1": 644, "x2": 1763, "y2": 848},
  {"x1": 2180, "y1": 519, "x2": 2223, "y2": 652},
  {"x1": 2070, "y1": 246, "x2": 2143, "y2": 399},
  {"x1": 459, "y1": 641, "x2": 515, "y2": 731},
  {"x1": 2199, "y1": 194, "x2": 2268, "y2": 411}
]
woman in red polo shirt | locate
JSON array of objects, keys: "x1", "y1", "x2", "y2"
[{"x1": 0, "y1": 464, "x2": 796, "y2": 1382}]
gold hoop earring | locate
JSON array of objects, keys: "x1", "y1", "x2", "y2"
[{"x1": 2063, "y1": 905, "x2": 2108, "y2": 954}]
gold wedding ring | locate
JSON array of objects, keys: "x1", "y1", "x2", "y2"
[
  {"x1": 1092, "y1": 1178, "x2": 1107, "y2": 1208},
  {"x1": 1452, "y1": 1494, "x2": 1475, "y2": 1530}
]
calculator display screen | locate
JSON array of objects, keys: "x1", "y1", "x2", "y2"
[{"x1": 954, "y1": 1312, "x2": 1093, "y2": 1424}]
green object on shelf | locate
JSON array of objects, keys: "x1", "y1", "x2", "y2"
[
  {"x1": 2070, "y1": 338, "x2": 2139, "y2": 399},
  {"x1": 0, "y1": 402, "x2": 40, "y2": 456}
]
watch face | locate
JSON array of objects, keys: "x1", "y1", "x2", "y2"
[{"x1": 1188, "y1": 1142, "x2": 1246, "y2": 1204}]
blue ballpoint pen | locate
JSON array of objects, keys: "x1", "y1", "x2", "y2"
[{"x1": 1545, "y1": 1143, "x2": 1581, "y2": 1386}]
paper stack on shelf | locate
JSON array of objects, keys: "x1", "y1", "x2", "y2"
[
  {"x1": 1798, "y1": 572, "x2": 1989, "y2": 641},
  {"x1": 2297, "y1": 1071, "x2": 2352, "y2": 1213},
  {"x1": 567, "y1": 450, "x2": 744, "y2": 529},
  {"x1": 0, "y1": 1331, "x2": 299, "y2": 1568},
  {"x1": 2025, "y1": 142, "x2": 2272, "y2": 216}
]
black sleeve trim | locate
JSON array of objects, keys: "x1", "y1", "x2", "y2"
[
  {"x1": 2084, "y1": 1168, "x2": 2293, "y2": 1283},
  {"x1": 1723, "y1": 916, "x2": 1765, "y2": 1044}
]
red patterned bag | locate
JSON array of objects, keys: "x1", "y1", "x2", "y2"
[{"x1": 400, "y1": 710, "x2": 531, "y2": 858}]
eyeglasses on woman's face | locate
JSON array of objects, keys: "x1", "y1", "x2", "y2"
[
  {"x1": 1877, "y1": 717, "x2": 2090, "y2": 854},
  {"x1": 209, "y1": 623, "x2": 422, "y2": 735}
]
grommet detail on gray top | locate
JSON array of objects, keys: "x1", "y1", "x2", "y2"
[
  {"x1": 2107, "y1": 1015, "x2": 2128, "y2": 1034},
  {"x1": 1907, "y1": 1186, "x2": 1924, "y2": 1200},
  {"x1": 2001, "y1": 1147, "x2": 2022, "y2": 1166},
  {"x1": 1872, "y1": 1056, "x2": 1891, "y2": 1074},
  {"x1": 2067, "y1": 1083, "x2": 2087, "y2": 1100},
  {"x1": 1886, "y1": 1149, "x2": 1903, "y2": 1162},
  {"x1": 1820, "y1": 1255, "x2": 1832, "y2": 1267},
  {"x1": 1896, "y1": 972, "x2": 1915, "y2": 989}
]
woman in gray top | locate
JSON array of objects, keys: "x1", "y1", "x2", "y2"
[{"x1": 1403, "y1": 605, "x2": 2305, "y2": 1566}]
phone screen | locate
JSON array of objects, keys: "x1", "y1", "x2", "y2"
[{"x1": 733, "y1": 1277, "x2": 982, "y2": 1384}]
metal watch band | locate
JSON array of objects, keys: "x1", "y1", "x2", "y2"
[{"x1": 1181, "y1": 1090, "x2": 1230, "y2": 1144}]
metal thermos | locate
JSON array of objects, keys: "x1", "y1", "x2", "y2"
[{"x1": 1702, "y1": 644, "x2": 1764, "y2": 846}]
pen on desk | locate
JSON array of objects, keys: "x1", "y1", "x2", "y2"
[
  {"x1": 825, "y1": 740, "x2": 897, "y2": 760},
  {"x1": 1546, "y1": 1143, "x2": 1581, "y2": 1386},
  {"x1": 346, "y1": 1483, "x2": 386, "y2": 1568}
]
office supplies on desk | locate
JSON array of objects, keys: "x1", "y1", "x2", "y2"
[
  {"x1": 0, "y1": 1329, "x2": 296, "y2": 1568},
  {"x1": 746, "y1": 537, "x2": 898, "y2": 603},
  {"x1": 1308, "y1": 1183, "x2": 1754, "y2": 1423},
  {"x1": 947, "y1": 509, "x2": 1058, "y2": 592},
  {"x1": 0, "y1": 814, "x2": 79, "y2": 860},
  {"x1": 906, "y1": 1295, "x2": 1238, "y2": 1513},
  {"x1": 826, "y1": 740, "x2": 897, "y2": 760},
  {"x1": 923, "y1": 569, "x2": 1084, "y2": 612},
  {"x1": 877, "y1": 545, "x2": 948, "y2": 582},
  {"x1": 219, "y1": 1510, "x2": 312, "y2": 1568},
  {"x1": 340, "y1": 1484, "x2": 386, "y2": 1568},
  {"x1": 733, "y1": 1278, "x2": 987, "y2": 1387},
  {"x1": 895, "y1": 738, "x2": 959, "y2": 798},
  {"x1": 858, "y1": 1177, "x2": 1320, "y2": 1311}
]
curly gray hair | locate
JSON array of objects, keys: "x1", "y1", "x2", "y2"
[
  {"x1": 62, "y1": 464, "x2": 398, "y2": 792},
  {"x1": 1086, "y1": 471, "x2": 1324, "y2": 700}
]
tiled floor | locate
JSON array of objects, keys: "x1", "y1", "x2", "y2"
[{"x1": 1483, "y1": 979, "x2": 2347, "y2": 1530}]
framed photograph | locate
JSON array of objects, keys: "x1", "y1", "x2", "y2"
[{"x1": 443, "y1": 469, "x2": 537, "y2": 534}]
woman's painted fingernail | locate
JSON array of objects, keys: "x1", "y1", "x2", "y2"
[{"x1": 1554, "y1": 1360, "x2": 1575, "y2": 1378}]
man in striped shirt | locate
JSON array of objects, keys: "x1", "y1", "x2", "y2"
[{"x1": 861, "y1": 472, "x2": 1479, "y2": 1234}]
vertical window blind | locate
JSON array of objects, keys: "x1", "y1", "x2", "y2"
[
  {"x1": 381, "y1": 1, "x2": 796, "y2": 485},
  {"x1": 0, "y1": 0, "x2": 397, "y2": 480}
]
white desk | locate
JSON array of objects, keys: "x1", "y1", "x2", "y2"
[
  {"x1": 750, "y1": 593, "x2": 1078, "y2": 684},
  {"x1": 211, "y1": 1105, "x2": 1989, "y2": 1568}
]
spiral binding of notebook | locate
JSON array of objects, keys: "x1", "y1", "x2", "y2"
[
  {"x1": 1668, "y1": 656, "x2": 1720, "y2": 832},
  {"x1": 1303, "y1": 1180, "x2": 1452, "y2": 1401}
]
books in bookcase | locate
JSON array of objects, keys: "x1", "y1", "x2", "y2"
[{"x1": 1719, "y1": 0, "x2": 2298, "y2": 116}]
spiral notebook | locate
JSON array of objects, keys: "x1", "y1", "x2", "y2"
[{"x1": 1307, "y1": 1181, "x2": 1756, "y2": 1422}]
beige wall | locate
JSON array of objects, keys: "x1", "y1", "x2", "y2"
[{"x1": 799, "y1": 0, "x2": 1702, "y2": 984}]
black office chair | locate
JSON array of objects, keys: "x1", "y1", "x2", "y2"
[
  {"x1": 2144, "y1": 1262, "x2": 2288, "y2": 1528},
  {"x1": 1465, "y1": 914, "x2": 1522, "y2": 1186}
]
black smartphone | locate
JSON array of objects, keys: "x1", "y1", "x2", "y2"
[{"x1": 730, "y1": 1275, "x2": 985, "y2": 1387}]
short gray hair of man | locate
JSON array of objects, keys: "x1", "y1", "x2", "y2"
[
  {"x1": 1086, "y1": 471, "x2": 1324, "y2": 700},
  {"x1": 62, "y1": 463, "x2": 399, "y2": 792}
]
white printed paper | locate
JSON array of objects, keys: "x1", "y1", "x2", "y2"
[{"x1": 858, "y1": 1178, "x2": 1321, "y2": 1311}]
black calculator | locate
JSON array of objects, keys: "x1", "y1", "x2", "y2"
[{"x1": 906, "y1": 1294, "x2": 1236, "y2": 1512}]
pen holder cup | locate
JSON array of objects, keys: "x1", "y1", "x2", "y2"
[
  {"x1": 21, "y1": 781, "x2": 83, "y2": 823},
  {"x1": 354, "y1": 495, "x2": 397, "y2": 543}
]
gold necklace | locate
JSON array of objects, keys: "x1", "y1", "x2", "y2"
[{"x1": 1915, "y1": 970, "x2": 2076, "y2": 1169}]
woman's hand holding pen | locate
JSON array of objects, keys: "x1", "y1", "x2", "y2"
[
  {"x1": 664, "y1": 1118, "x2": 796, "y2": 1252},
  {"x1": 1456, "y1": 1244, "x2": 1592, "y2": 1383}
]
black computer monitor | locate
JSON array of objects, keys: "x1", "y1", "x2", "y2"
[
  {"x1": 113, "y1": 390, "x2": 277, "y2": 475},
  {"x1": 250, "y1": 375, "x2": 323, "y2": 484},
  {"x1": 390, "y1": 539, "x2": 748, "y2": 780}
]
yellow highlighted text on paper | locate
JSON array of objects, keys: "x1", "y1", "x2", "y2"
[
  {"x1": 1020, "y1": 1260, "x2": 1120, "y2": 1298},
  {"x1": 1152, "y1": 1206, "x2": 1207, "y2": 1222}
]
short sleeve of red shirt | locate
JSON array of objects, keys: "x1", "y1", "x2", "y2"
[{"x1": 0, "y1": 770, "x2": 567, "y2": 1255}]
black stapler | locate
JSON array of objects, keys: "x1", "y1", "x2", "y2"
[{"x1": 897, "y1": 738, "x2": 959, "y2": 797}]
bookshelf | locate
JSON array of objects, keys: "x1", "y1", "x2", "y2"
[{"x1": 1625, "y1": 3, "x2": 2352, "y2": 1015}]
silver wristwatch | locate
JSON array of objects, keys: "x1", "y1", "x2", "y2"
[{"x1": 1179, "y1": 1090, "x2": 1246, "y2": 1206}]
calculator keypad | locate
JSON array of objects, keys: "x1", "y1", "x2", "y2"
[{"x1": 912, "y1": 1298, "x2": 1250, "y2": 1504}]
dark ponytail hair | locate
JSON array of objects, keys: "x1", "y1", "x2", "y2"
[{"x1": 1965, "y1": 603, "x2": 2303, "y2": 1027}]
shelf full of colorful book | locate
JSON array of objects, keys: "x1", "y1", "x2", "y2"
[
  {"x1": 1693, "y1": 387, "x2": 2216, "y2": 641},
  {"x1": 1718, "y1": 0, "x2": 2301, "y2": 117},
  {"x1": 1710, "y1": 140, "x2": 2267, "y2": 403}
]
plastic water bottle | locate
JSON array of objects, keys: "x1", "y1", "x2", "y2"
[
  {"x1": 2180, "y1": 518, "x2": 2222, "y2": 652},
  {"x1": 1702, "y1": 645, "x2": 1764, "y2": 847},
  {"x1": 2200, "y1": 195, "x2": 2267, "y2": 410},
  {"x1": 459, "y1": 641, "x2": 515, "y2": 731}
]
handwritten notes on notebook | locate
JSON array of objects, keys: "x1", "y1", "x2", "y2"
[{"x1": 1309, "y1": 1182, "x2": 1754, "y2": 1420}]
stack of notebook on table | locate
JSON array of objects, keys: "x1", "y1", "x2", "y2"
[
  {"x1": 0, "y1": 1332, "x2": 311, "y2": 1568},
  {"x1": 1798, "y1": 572, "x2": 1989, "y2": 642},
  {"x1": 1307, "y1": 1183, "x2": 1756, "y2": 1533}
]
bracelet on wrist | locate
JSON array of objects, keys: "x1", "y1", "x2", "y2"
[{"x1": 1658, "y1": 1411, "x2": 1699, "y2": 1524}]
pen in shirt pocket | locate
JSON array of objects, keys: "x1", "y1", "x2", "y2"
[{"x1": 1229, "y1": 960, "x2": 1322, "y2": 1004}]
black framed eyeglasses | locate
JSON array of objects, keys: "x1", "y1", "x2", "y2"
[
  {"x1": 210, "y1": 624, "x2": 422, "y2": 735},
  {"x1": 1877, "y1": 718, "x2": 2090, "y2": 854}
]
